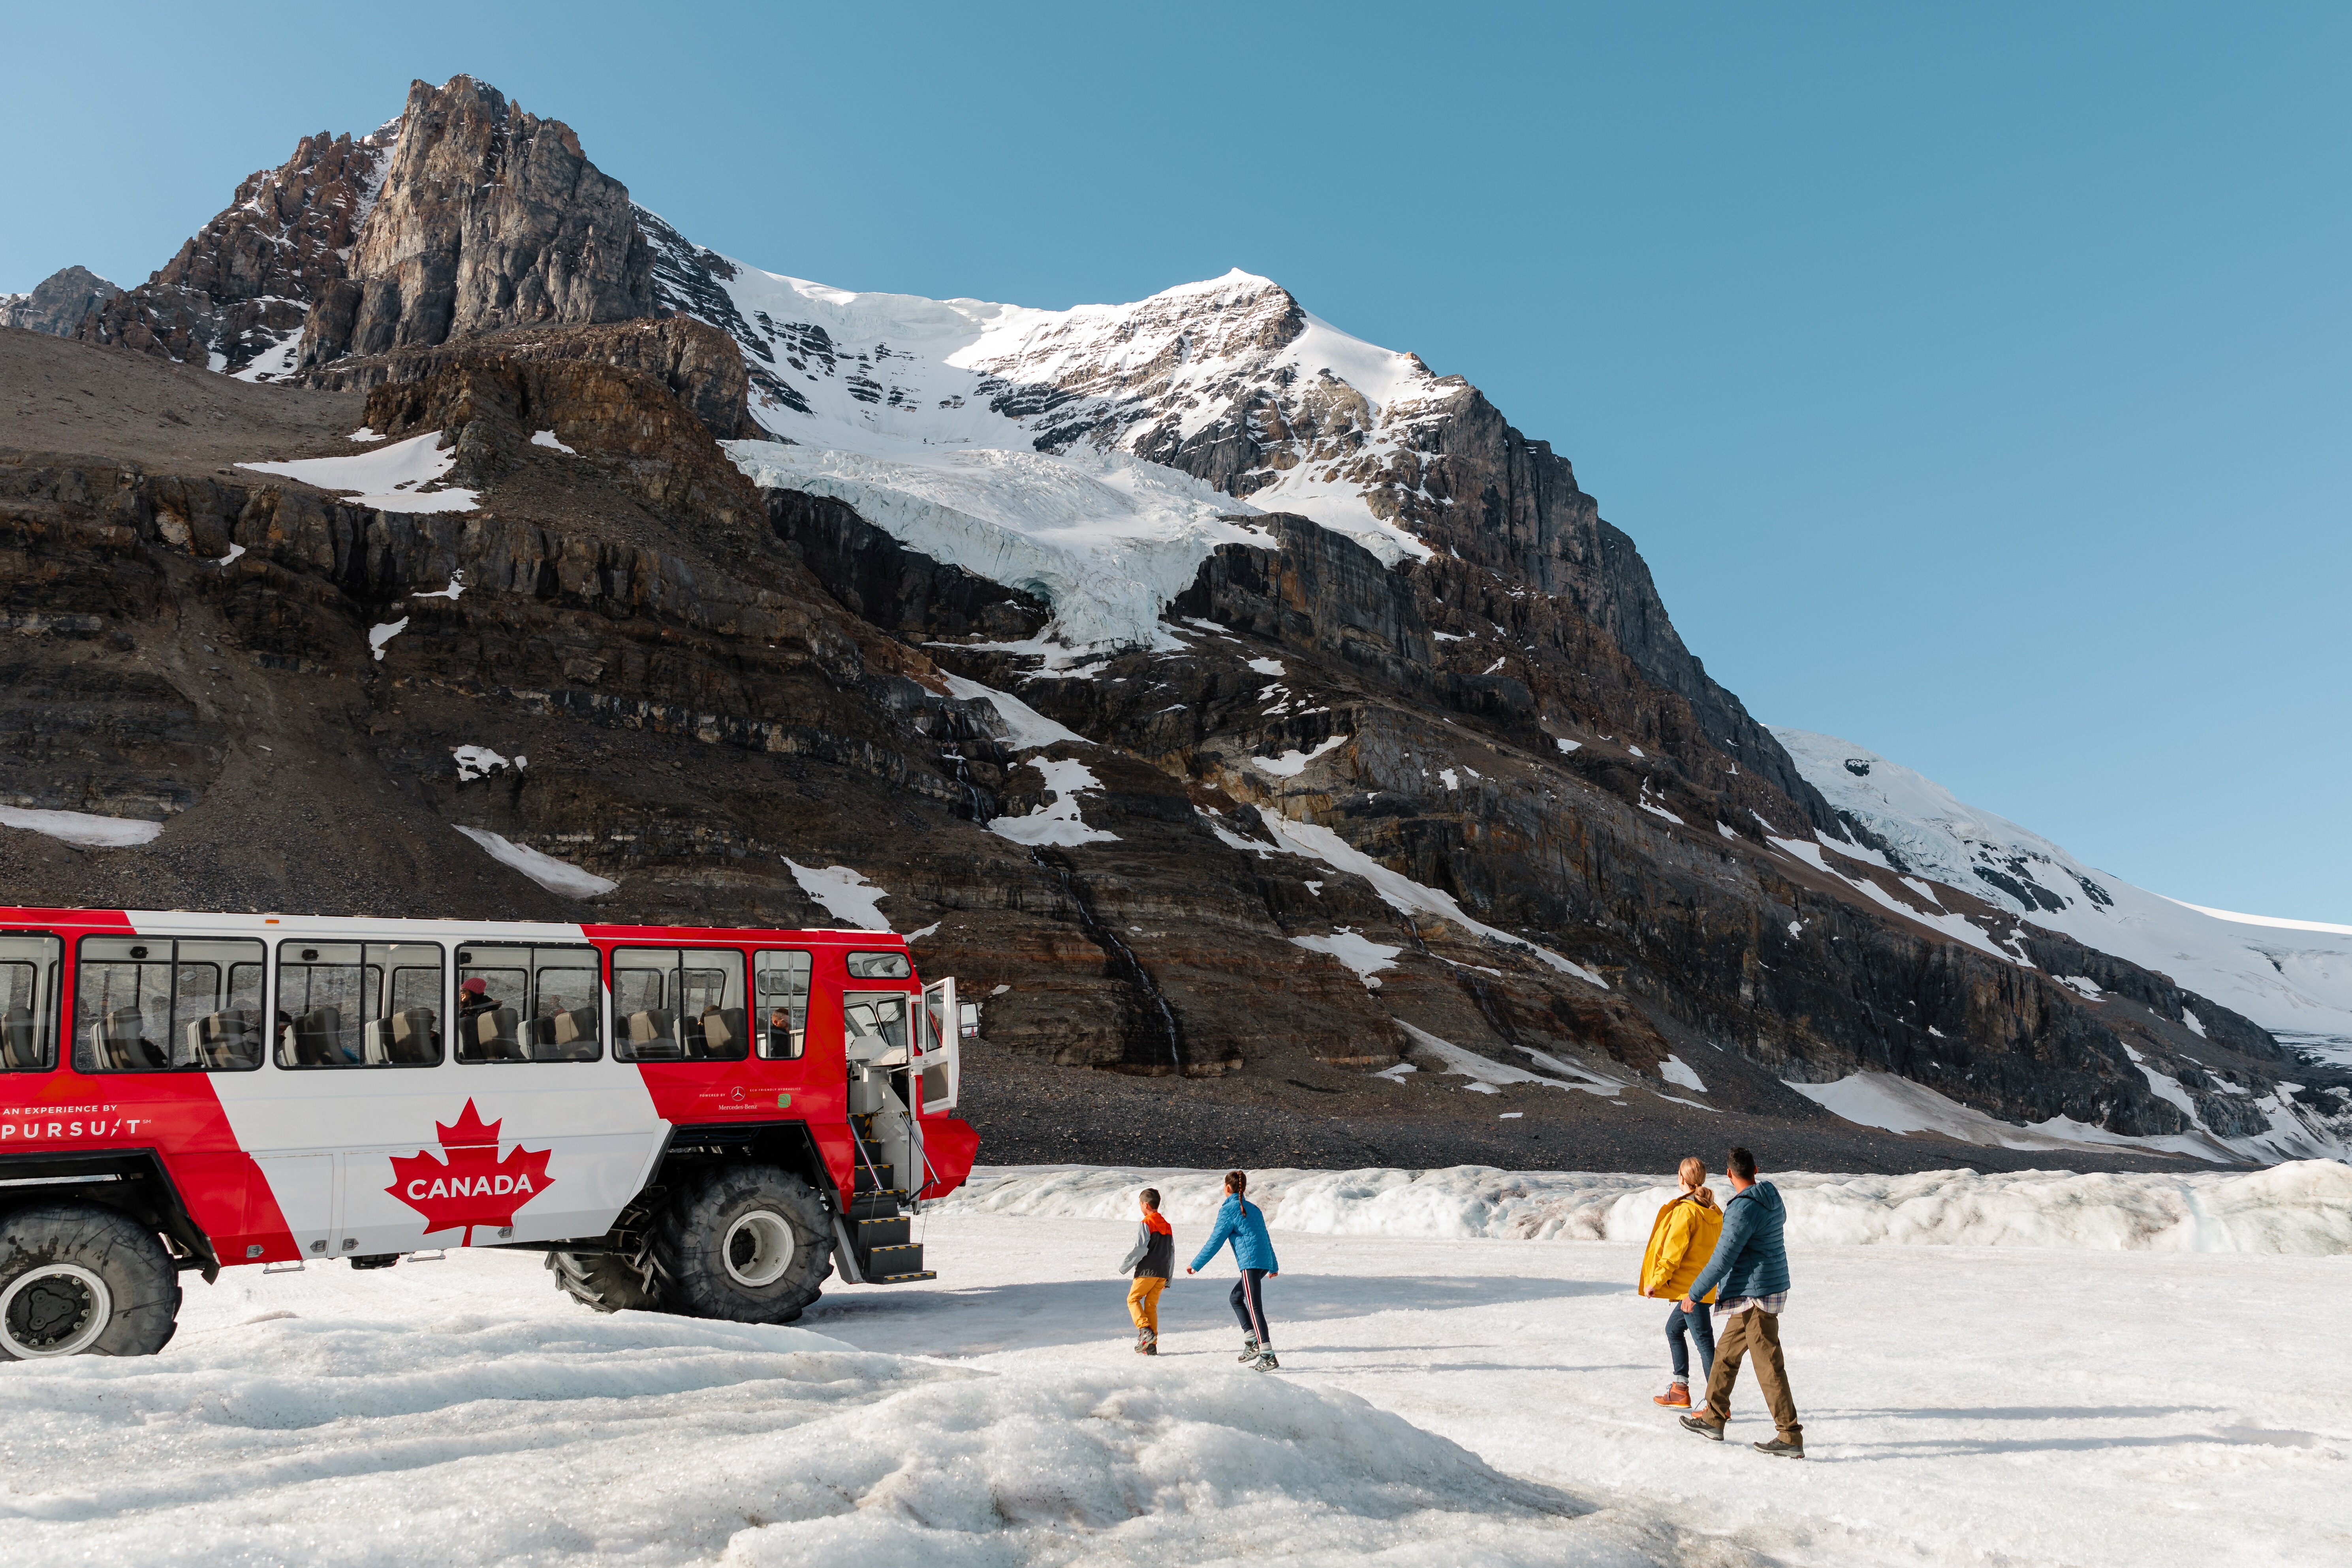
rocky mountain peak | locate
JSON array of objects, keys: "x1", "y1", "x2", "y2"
[
  {"x1": 297, "y1": 75, "x2": 654, "y2": 370},
  {"x1": 72, "y1": 126, "x2": 394, "y2": 375},
  {"x1": 2, "y1": 265, "x2": 119, "y2": 337}
]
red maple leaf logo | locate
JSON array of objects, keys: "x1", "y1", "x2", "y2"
[{"x1": 386, "y1": 1100, "x2": 555, "y2": 1243}]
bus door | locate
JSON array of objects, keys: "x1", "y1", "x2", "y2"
[{"x1": 918, "y1": 976, "x2": 959, "y2": 1115}]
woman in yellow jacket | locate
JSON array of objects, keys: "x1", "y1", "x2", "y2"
[{"x1": 1638, "y1": 1156, "x2": 1724, "y2": 1410}]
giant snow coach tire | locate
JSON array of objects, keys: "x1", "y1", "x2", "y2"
[
  {"x1": 651, "y1": 1166, "x2": 833, "y2": 1324},
  {"x1": 0, "y1": 1201, "x2": 180, "y2": 1360},
  {"x1": 545, "y1": 1248, "x2": 662, "y2": 1313}
]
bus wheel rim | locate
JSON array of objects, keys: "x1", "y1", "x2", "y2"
[
  {"x1": 722, "y1": 1210, "x2": 794, "y2": 1288},
  {"x1": 0, "y1": 1263, "x2": 113, "y2": 1357}
]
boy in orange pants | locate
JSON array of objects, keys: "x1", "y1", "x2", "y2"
[{"x1": 1118, "y1": 1186, "x2": 1175, "y2": 1353}]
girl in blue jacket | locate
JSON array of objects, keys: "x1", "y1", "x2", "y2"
[{"x1": 1188, "y1": 1169, "x2": 1280, "y2": 1369}]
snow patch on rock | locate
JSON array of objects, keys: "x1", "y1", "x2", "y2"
[
  {"x1": 1290, "y1": 928, "x2": 1403, "y2": 988},
  {"x1": 940, "y1": 673, "x2": 1087, "y2": 752},
  {"x1": 988, "y1": 758, "x2": 1117, "y2": 847},
  {"x1": 1250, "y1": 735, "x2": 1349, "y2": 778},
  {"x1": 240, "y1": 431, "x2": 479, "y2": 514},
  {"x1": 0, "y1": 805, "x2": 164, "y2": 848},
  {"x1": 453, "y1": 825, "x2": 615, "y2": 899},
  {"x1": 1260, "y1": 810, "x2": 1606, "y2": 987},
  {"x1": 784, "y1": 860, "x2": 894, "y2": 930}
]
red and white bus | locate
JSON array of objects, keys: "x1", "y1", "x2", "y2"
[{"x1": 0, "y1": 906, "x2": 978, "y2": 1359}]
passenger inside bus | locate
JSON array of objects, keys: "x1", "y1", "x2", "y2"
[
  {"x1": 275, "y1": 941, "x2": 442, "y2": 1068},
  {"x1": 456, "y1": 944, "x2": 600, "y2": 1063}
]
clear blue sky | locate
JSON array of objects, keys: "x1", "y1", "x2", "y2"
[{"x1": 5, "y1": 3, "x2": 2345, "y2": 918}]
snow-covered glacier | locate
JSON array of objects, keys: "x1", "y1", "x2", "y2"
[
  {"x1": 642, "y1": 219, "x2": 1456, "y2": 652},
  {"x1": 1773, "y1": 727, "x2": 2352, "y2": 1055}
]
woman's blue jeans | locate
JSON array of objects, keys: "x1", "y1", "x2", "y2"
[{"x1": 1666, "y1": 1298, "x2": 1715, "y2": 1382}]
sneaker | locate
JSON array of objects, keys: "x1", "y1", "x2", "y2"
[
  {"x1": 1752, "y1": 1436, "x2": 1804, "y2": 1460},
  {"x1": 1237, "y1": 1335, "x2": 1260, "y2": 1363},
  {"x1": 1250, "y1": 1351, "x2": 1280, "y2": 1371},
  {"x1": 1678, "y1": 1414, "x2": 1725, "y2": 1442},
  {"x1": 1652, "y1": 1382, "x2": 1691, "y2": 1409}
]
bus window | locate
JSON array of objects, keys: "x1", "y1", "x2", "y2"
[
  {"x1": 753, "y1": 950, "x2": 812, "y2": 1059},
  {"x1": 276, "y1": 942, "x2": 441, "y2": 1068},
  {"x1": 613, "y1": 948, "x2": 746, "y2": 1062},
  {"x1": 0, "y1": 934, "x2": 61, "y2": 1073},
  {"x1": 77, "y1": 936, "x2": 266, "y2": 1072},
  {"x1": 847, "y1": 951, "x2": 912, "y2": 980},
  {"x1": 456, "y1": 944, "x2": 601, "y2": 1062}
]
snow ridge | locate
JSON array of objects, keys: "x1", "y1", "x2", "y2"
[
  {"x1": 1773, "y1": 728, "x2": 2352, "y2": 1048},
  {"x1": 944, "y1": 1160, "x2": 2352, "y2": 1254}
]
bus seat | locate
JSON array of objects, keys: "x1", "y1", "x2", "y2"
[
  {"x1": 214, "y1": 1009, "x2": 263, "y2": 1070},
  {"x1": 99, "y1": 1007, "x2": 159, "y2": 1070},
  {"x1": 466, "y1": 1006, "x2": 523, "y2": 1062},
  {"x1": 702, "y1": 1007, "x2": 748, "y2": 1060},
  {"x1": 531, "y1": 1006, "x2": 598, "y2": 1061},
  {"x1": 368, "y1": 1009, "x2": 437, "y2": 1066},
  {"x1": 184, "y1": 1009, "x2": 261, "y2": 1070},
  {"x1": 293, "y1": 1008, "x2": 344, "y2": 1066},
  {"x1": 2, "y1": 1006, "x2": 32, "y2": 1070},
  {"x1": 621, "y1": 1009, "x2": 679, "y2": 1059}
]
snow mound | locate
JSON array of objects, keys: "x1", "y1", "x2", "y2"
[
  {"x1": 785, "y1": 859, "x2": 893, "y2": 930},
  {"x1": 0, "y1": 805, "x2": 164, "y2": 848},
  {"x1": 239, "y1": 431, "x2": 480, "y2": 514},
  {"x1": 453, "y1": 825, "x2": 617, "y2": 899},
  {"x1": 1773, "y1": 728, "x2": 2352, "y2": 1044},
  {"x1": 2, "y1": 1305, "x2": 1614, "y2": 1567},
  {"x1": 942, "y1": 1161, "x2": 2352, "y2": 1255}
]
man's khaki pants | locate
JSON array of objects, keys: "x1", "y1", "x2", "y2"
[
  {"x1": 1127, "y1": 1276, "x2": 1167, "y2": 1333},
  {"x1": 1702, "y1": 1305, "x2": 1802, "y2": 1442}
]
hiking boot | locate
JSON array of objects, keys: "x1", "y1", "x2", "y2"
[
  {"x1": 1678, "y1": 1414, "x2": 1725, "y2": 1441},
  {"x1": 1134, "y1": 1329, "x2": 1155, "y2": 1355},
  {"x1": 1752, "y1": 1436, "x2": 1804, "y2": 1460},
  {"x1": 1141, "y1": 1339, "x2": 1158, "y2": 1356},
  {"x1": 1250, "y1": 1351, "x2": 1280, "y2": 1371},
  {"x1": 1653, "y1": 1381, "x2": 1691, "y2": 1409},
  {"x1": 1237, "y1": 1334, "x2": 1260, "y2": 1362}
]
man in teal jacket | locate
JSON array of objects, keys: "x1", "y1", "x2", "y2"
[
  {"x1": 1678, "y1": 1146, "x2": 1803, "y2": 1457},
  {"x1": 1188, "y1": 1169, "x2": 1281, "y2": 1370}
]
